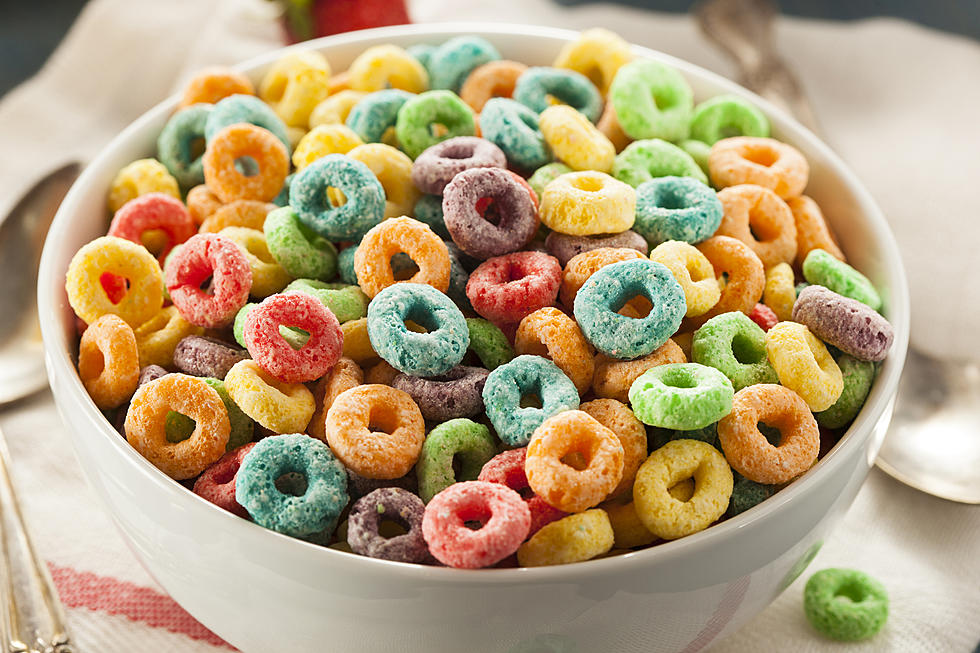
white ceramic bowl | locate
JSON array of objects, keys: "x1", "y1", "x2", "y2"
[{"x1": 38, "y1": 23, "x2": 909, "y2": 653}]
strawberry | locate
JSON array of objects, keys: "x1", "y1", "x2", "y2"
[{"x1": 278, "y1": 0, "x2": 411, "y2": 42}]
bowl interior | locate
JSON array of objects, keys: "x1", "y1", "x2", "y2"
[{"x1": 37, "y1": 23, "x2": 909, "y2": 580}]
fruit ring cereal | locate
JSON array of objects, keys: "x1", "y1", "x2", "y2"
[
  {"x1": 689, "y1": 95, "x2": 770, "y2": 145},
  {"x1": 692, "y1": 312, "x2": 779, "y2": 391},
  {"x1": 749, "y1": 302, "x2": 779, "y2": 332},
  {"x1": 354, "y1": 217, "x2": 451, "y2": 298},
  {"x1": 202, "y1": 124, "x2": 289, "y2": 203},
  {"x1": 198, "y1": 199, "x2": 275, "y2": 233},
  {"x1": 686, "y1": 235, "x2": 766, "y2": 330},
  {"x1": 185, "y1": 184, "x2": 224, "y2": 225},
  {"x1": 411, "y1": 136, "x2": 506, "y2": 195},
  {"x1": 802, "y1": 249, "x2": 882, "y2": 311},
  {"x1": 192, "y1": 442, "x2": 257, "y2": 518},
  {"x1": 763, "y1": 262, "x2": 796, "y2": 322},
  {"x1": 628, "y1": 363, "x2": 734, "y2": 430},
  {"x1": 416, "y1": 418, "x2": 497, "y2": 503},
  {"x1": 459, "y1": 60, "x2": 527, "y2": 112},
  {"x1": 236, "y1": 433, "x2": 348, "y2": 542},
  {"x1": 793, "y1": 285, "x2": 894, "y2": 362},
  {"x1": 787, "y1": 196, "x2": 845, "y2": 267},
  {"x1": 573, "y1": 258, "x2": 686, "y2": 359},
  {"x1": 172, "y1": 335, "x2": 249, "y2": 379},
  {"x1": 346, "y1": 143, "x2": 421, "y2": 219},
  {"x1": 422, "y1": 480, "x2": 529, "y2": 569},
  {"x1": 609, "y1": 59, "x2": 693, "y2": 142},
  {"x1": 538, "y1": 105, "x2": 615, "y2": 173},
  {"x1": 157, "y1": 104, "x2": 212, "y2": 188},
  {"x1": 553, "y1": 28, "x2": 633, "y2": 96},
  {"x1": 478, "y1": 448, "x2": 567, "y2": 536},
  {"x1": 613, "y1": 139, "x2": 708, "y2": 188},
  {"x1": 464, "y1": 318, "x2": 515, "y2": 370},
  {"x1": 224, "y1": 359, "x2": 315, "y2": 434},
  {"x1": 218, "y1": 226, "x2": 292, "y2": 298},
  {"x1": 804, "y1": 568, "x2": 889, "y2": 641},
  {"x1": 633, "y1": 439, "x2": 733, "y2": 539},
  {"x1": 391, "y1": 366, "x2": 490, "y2": 423},
  {"x1": 679, "y1": 139, "x2": 711, "y2": 175},
  {"x1": 592, "y1": 338, "x2": 687, "y2": 403},
  {"x1": 283, "y1": 280, "x2": 367, "y2": 323},
  {"x1": 649, "y1": 241, "x2": 722, "y2": 317},
  {"x1": 345, "y1": 89, "x2": 413, "y2": 144},
  {"x1": 709, "y1": 136, "x2": 809, "y2": 199},
  {"x1": 515, "y1": 307, "x2": 594, "y2": 395},
  {"x1": 108, "y1": 193, "x2": 195, "y2": 264},
  {"x1": 204, "y1": 94, "x2": 290, "y2": 152},
  {"x1": 307, "y1": 357, "x2": 363, "y2": 442},
  {"x1": 466, "y1": 251, "x2": 562, "y2": 325},
  {"x1": 727, "y1": 473, "x2": 773, "y2": 517},
  {"x1": 289, "y1": 153, "x2": 386, "y2": 241},
  {"x1": 348, "y1": 44, "x2": 429, "y2": 93},
  {"x1": 395, "y1": 90, "x2": 477, "y2": 159},
  {"x1": 516, "y1": 509, "x2": 614, "y2": 567},
  {"x1": 539, "y1": 170, "x2": 635, "y2": 236},
  {"x1": 716, "y1": 184, "x2": 798, "y2": 269},
  {"x1": 443, "y1": 167, "x2": 539, "y2": 259},
  {"x1": 596, "y1": 102, "x2": 632, "y2": 153},
  {"x1": 347, "y1": 487, "x2": 429, "y2": 563},
  {"x1": 527, "y1": 161, "x2": 572, "y2": 196},
  {"x1": 816, "y1": 352, "x2": 875, "y2": 429},
  {"x1": 546, "y1": 230, "x2": 647, "y2": 268},
  {"x1": 412, "y1": 194, "x2": 451, "y2": 239},
  {"x1": 258, "y1": 52, "x2": 331, "y2": 127},
  {"x1": 78, "y1": 315, "x2": 140, "y2": 410},
  {"x1": 633, "y1": 176, "x2": 722, "y2": 246},
  {"x1": 310, "y1": 89, "x2": 367, "y2": 128},
  {"x1": 124, "y1": 373, "x2": 230, "y2": 479},
  {"x1": 178, "y1": 67, "x2": 254, "y2": 109},
  {"x1": 263, "y1": 207, "x2": 338, "y2": 280},
  {"x1": 482, "y1": 355, "x2": 580, "y2": 447},
  {"x1": 514, "y1": 67, "x2": 602, "y2": 122},
  {"x1": 133, "y1": 306, "x2": 203, "y2": 369},
  {"x1": 107, "y1": 158, "x2": 180, "y2": 213},
  {"x1": 291, "y1": 124, "x2": 364, "y2": 170},
  {"x1": 427, "y1": 36, "x2": 502, "y2": 92},
  {"x1": 579, "y1": 398, "x2": 647, "y2": 499},
  {"x1": 165, "y1": 233, "x2": 252, "y2": 328},
  {"x1": 717, "y1": 383, "x2": 821, "y2": 484},
  {"x1": 766, "y1": 321, "x2": 844, "y2": 412}
]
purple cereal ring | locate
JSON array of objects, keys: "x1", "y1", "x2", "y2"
[
  {"x1": 411, "y1": 136, "x2": 507, "y2": 195},
  {"x1": 792, "y1": 285, "x2": 894, "y2": 362},
  {"x1": 347, "y1": 487, "x2": 429, "y2": 563},
  {"x1": 442, "y1": 167, "x2": 539, "y2": 260},
  {"x1": 545, "y1": 229, "x2": 649, "y2": 267},
  {"x1": 193, "y1": 442, "x2": 257, "y2": 518},
  {"x1": 173, "y1": 335, "x2": 249, "y2": 379},
  {"x1": 138, "y1": 364, "x2": 169, "y2": 387},
  {"x1": 391, "y1": 365, "x2": 490, "y2": 422},
  {"x1": 346, "y1": 468, "x2": 418, "y2": 500}
]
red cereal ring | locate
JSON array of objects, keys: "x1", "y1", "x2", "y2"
[
  {"x1": 749, "y1": 302, "x2": 779, "y2": 331},
  {"x1": 165, "y1": 233, "x2": 252, "y2": 328},
  {"x1": 466, "y1": 250, "x2": 562, "y2": 324},
  {"x1": 108, "y1": 192, "x2": 196, "y2": 263},
  {"x1": 192, "y1": 442, "x2": 257, "y2": 518},
  {"x1": 203, "y1": 123, "x2": 289, "y2": 203},
  {"x1": 243, "y1": 291, "x2": 343, "y2": 383},
  {"x1": 478, "y1": 447, "x2": 567, "y2": 537},
  {"x1": 421, "y1": 480, "x2": 531, "y2": 568}
]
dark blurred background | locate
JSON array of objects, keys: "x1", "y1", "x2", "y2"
[{"x1": 1, "y1": 0, "x2": 978, "y2": 98}]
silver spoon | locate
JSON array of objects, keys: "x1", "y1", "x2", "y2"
[
  {"x1": 695, "y1": 0, "x2": 980, "y2": 504},
  {"x1": 0, "y1": 162, "x2": 80, "y2": 652}
]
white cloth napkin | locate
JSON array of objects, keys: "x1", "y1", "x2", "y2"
[{"x1": 0, "y1": 0, "x2": 978, "y2": 651}]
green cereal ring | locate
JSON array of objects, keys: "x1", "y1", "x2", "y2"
[
  {"x1": 628, "y1": 363, "x2": 734, "y2": 430},
  {"x1": 612, "y1": 139, "x2": 708, "y2": 188},
  {"x1": 816, "y1": 353, "x2": 875, "y2": 429},
  {"x1": 395, "y1": 90, "x2": 476, "y2": 159},
  {"x1": 802, "y1": 249, "x2": 882, "y2": 311},
  {"x1": 689, "y1": 94, "x2": 770, "y2": 145},
  {"x1": 416, "y1": 418, "x2": 497, "y2": 503},
  {"x1": 264, "y1": 207, "x2": 338, "y2": 280},
  {"x1": 804, "y1": 568, "x2": 888, "y2": 641},
  {"x1": 413, "y1": 194, "x2": 451, "y2": 239},
  {"x1": 692, "y1": 312, "x2": 779, "y2": 391},
  {"x1": 726, "y1": 472, "x2": 773, "y2": 517},
  {"x1": 527, "y1": 162, "x2": 572, "y2": 197},
  {"x1": 609, "y1": 59, "x2": 693, "y2": 142},
  {"x1": 679, "y1": 139, "x2": 711, "y2": 177},
  {"x1": 283, "y1": 280, "x2": 368, "y2": 323},
  {"x1": 669, "y1": 423, "x2": 720, "y2": 449},
  {"x1": 465, "y1": 318, "x2": 515, "y2": 370},
  {"x1": 165, "y1": 378, "x2": 254, "y2": 451},
  {"x1": 338, "y1": 245, "x2": 359, "y2": 285}
]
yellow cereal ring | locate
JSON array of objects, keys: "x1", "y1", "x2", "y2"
[
  {"x1": 107, "y1": 159, "x2": 180, "y2": 213},
  {"x1": 202, "y1": 123, "x2": 290, "y2": 203},
  {"x1": 592, "y1": 338, "x2": 686, "y2": 403},
  {"x1": 224, "y1": 359, "x2": 314, "y2": 434},
  {"x1": 78, "y1": 315, "x2": 140, "y2": 410},
  {"x1": 292, "y1": 124, "x2": 364, "y2": 170},
  {"x1": 786, "y1": 195, "x2": 846, "y2": 267},
  {"x1": 218, "y1": 227, "x2": 292, "y2": 297},
  {"x1": 66, "y1": 236, "x2": 164, "y2": 328},
  {"x1": 539, "y1": 171, "x2": 635, "y2": 236},
  {"x1": 602, "y1": 499, "x2": 657, "y2": 548},
  {"x1": 348, "y1": 44, "x2": 429, "y2": 93},
  {"x1": 178, "y1": 67, "x2": 254, "y2": 109},
  {"x1": 596, "y1": 101, "x2": 631, "y2": 152},
  {"x1": 766, "y1": 321, "x2": 843, "y2": 411},
  {"x1": 186, "y1": 185, "x2": 224, "y2": 225},
  {"x1": 353, "y1": 217, "x2": 450, "y2": 298},
  {"x1": 308, "y1": 357, "x2": 363, "y2": 442},
  {"x1": 517, "y1": 509, "x2": 614, "y2": 567},
  {"x1": 539, "y1": 105, "x2": 616, "y2": 173},
  {"x1": 580, "y1": 398, "x2": 646, "y2": 499},
  {"x1": 633, "y1": 439, "x2": 733, "y2": 540},
  {"x1": 764, "y1": 262, "x2": 796, "y2": 322},
  {"x1": 341, "y1": 318, "x2": 377, "y2": 363},
  {"x1": 309, "y1": 90, "x2": 368, "y2": 128},
  {"x1": 553, "y1": 28, "x2": 634, "y2": 95},
  {"x1": 709, "y1": 136, "x2": 809, "y2": 200},
  {"x1": 133, "y1": 305, "x2": 203, "y2": 369},
  {"x1": 649, "y1": 241, "x2": 721, "y2": 317},
  {"x1": 199, "y1": 200, "x2": 276, "y2": 233},
  {"x1": 258, "y1": 51, "x2": 331, "y2": 127},
  {"x1": 515, "y1": 307, "x2": 594, "y2": 395},
  {"x1": 345, "y1": 143, "x2": 421, "y2": 219},
  {"x1": 716, "y1": 184, "x2": 798, "y2": 269},
  {"x1": 124, "y1": 374, "x2": 230, "y2": 479}
]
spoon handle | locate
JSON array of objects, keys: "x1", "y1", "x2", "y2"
[{"x1": 0, "y1": 425, "x2": 72, "y2": 653}]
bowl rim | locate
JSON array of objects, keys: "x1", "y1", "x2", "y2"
[{"x1": 38, "y1": 22, "x2": 909, "y2": 584}]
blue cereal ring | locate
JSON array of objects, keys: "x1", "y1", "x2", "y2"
[
  {"x1": 573, "y1": 258, "x2": 686, "y2": 359},
  {"x1": 366, "y1": 283, "x2": 469, "y2": 377},
  {"x1": 634, "y1": 176, "x2": 723, "y2": 246},
  {"x1": 428, "y1": 36, "x2": 501, "y2": 92},
  {"x1": 204, "y1": 94, "x2": 290, "y2": 152},
  {"x1": 481, "y1": 354, "x2": 579, "y2": 447},
  {"x1": 289, "y1": 154, "x2": 386, "y2": 241},
  {"x1": 235, "y1": 433, "x2": 348, "y2": 542},
  {"x1": 407, "y1": 44, "x2": 436, "y2": 71},
  {"x1": 157, "y1": 103, "x2": 211, "y2": 188},
  {"x1": 444, "y1": 241, "x2": 472, "y2": 309},
  {"x1": 513, "y1": 67, "x2": 602, "y2": 123},
  {"x1": 338, "y1": 245, "x2": 359, "y2": 285},
  {"x1": 345, "y1": 89, "x2": 414, "y2": 144},
  {"x1": 613, "y1": 139, "x2": 708, "y2": 188},
  {"x1": 479, "y1": 98, "x2": 553, "y2": 172},
  {"x1": 413, "y1": 194, "x2": 451, "y2": 239}
]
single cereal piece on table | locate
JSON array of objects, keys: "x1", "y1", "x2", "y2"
[{"x1": 804, "y1": 568, "x2": 889, "y2": 641}]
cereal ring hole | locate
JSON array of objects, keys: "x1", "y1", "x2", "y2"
[
  {"x1": 429, "y1": 123, "x2": 450, "y2": 139},
  {"x1": 326, "y1": 187, "x2": 347, "y2": 208},
  {"x1": 560, "y1": 450, "x2": 590, "y2": 471},
  {"x1": 234, "y1": 156, "x2": 260, "y2": 177},
  {"x1": 278, "y1": 325, "x2": 310, "y2": 350},
  {"x1": 519, "y1": 392, "x2": 543, "y2": 409},
  {"x1": 274, "y1": 471, "x2": 308, "y2": 496},
  {"x1": 140, "y1": 229, "x2": 171, "y2": 258},
  {"x1": 165, "y1": 411, "x2": 196, "y2": 443},
  {"x1": 834, "y1": 579, "x2": 870, "y2": 604},
  {"x1": 378, "y1": 517, "x2": 410, "y2": 539},
  {"x1": 731, "y1": 332, "x2": 766, "y2": 365},
  {"x1": 758, "y1": 422, "x2": 783, "y2": 446},
  {"x1": 659, "y1": 367, "x2": 699, "y2": 389},
  {"x1": 100, "y1": 273, "x2": 129, "y2": 304},
  {"x1": 476, "y1": 197, "x2": 502, "y2": 225},
  {"x1": 570, "y1": 176, "x2": 603, "y2": 193},
  {"x1": 742, "y1": 145, "x2": 778, "y2": 167}
]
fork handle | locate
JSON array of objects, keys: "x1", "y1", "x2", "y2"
[{"x1": 0, "y1": 424, "x2": 72, "y2": 653}]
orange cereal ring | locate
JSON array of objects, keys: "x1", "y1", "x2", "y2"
[
  {"x1": 559, "y1": 247, "x2": 645, "y2": 309},
  {"x1": 709, "y1": 136, "x2": 809, "y2": 199},
  {"x1": 353, "y1": 217, "x2": 451, "y2": 298},
  {"x1": 78, "y1": 315, "x2": 140, "y2": 410},
  {"x1": 717, "y1": 383, "x2": 820, "y2": 484},
  {"x1": 459, "y1": 60, "x2": 528, "y2": 112},
  {"x1": 133, "y1": 305, "x2": 203, "y2": 369},
  {"x1": 186, "y1": 184, "x2": 224, "y2": 225},
  {"x1": 202, "y1": 123, "x2": 289, "y2": 203},
  {"x1": 178, "y1": 67, "x2": 255, "y2": 109},
  {"x1": 199, "y1": 199, "x2": 276, "y2": 233},
  {"x1": 786, "y1": 195, "x2": 845, "y2": 267},
  {"x1": 66, "y1": 236, "x2": 164, "y2": 328},
  {"x1": 324, "y1": 384, "x2": 425, "y2": 479},
  {"x1": 224, "y1": 359, "x2": 315, "y2": 434},
  {"x1": 308, "y1": 357, "x2": 363, "y2": 442},
  {"x1": 684, "y1": 235, "x2": 765, "y2": 331},
  {"x1": 328, "y1": 71, "x2": 351, "y2": 95},
  {"x1": 716, "y1": 184, "x2": 797, "y2": 269},
  {"x1": 596, "y1": 101, "x2": 631, "y2": 153},
  {"x1": 580, "y1": 398, "x2": 646, "y2": 500},
  {"x1": 515, "y1": 307, "x2": 594, "y2": 395},
  {"x1": 526, "y1": 410, "x2": 625, "y2": 513},
  {"x1": 124, "y1": 373, "x2": 231, "y2": 479},
  {"x1": 258, "y1": 51, "x2": 331, "y2": 127},
  {"x1": 364, "y1": 360, "x2": 400, "y2": 386},
  {"x1": 592, "y1": 338, "x2": 686, "y2": 403}
]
